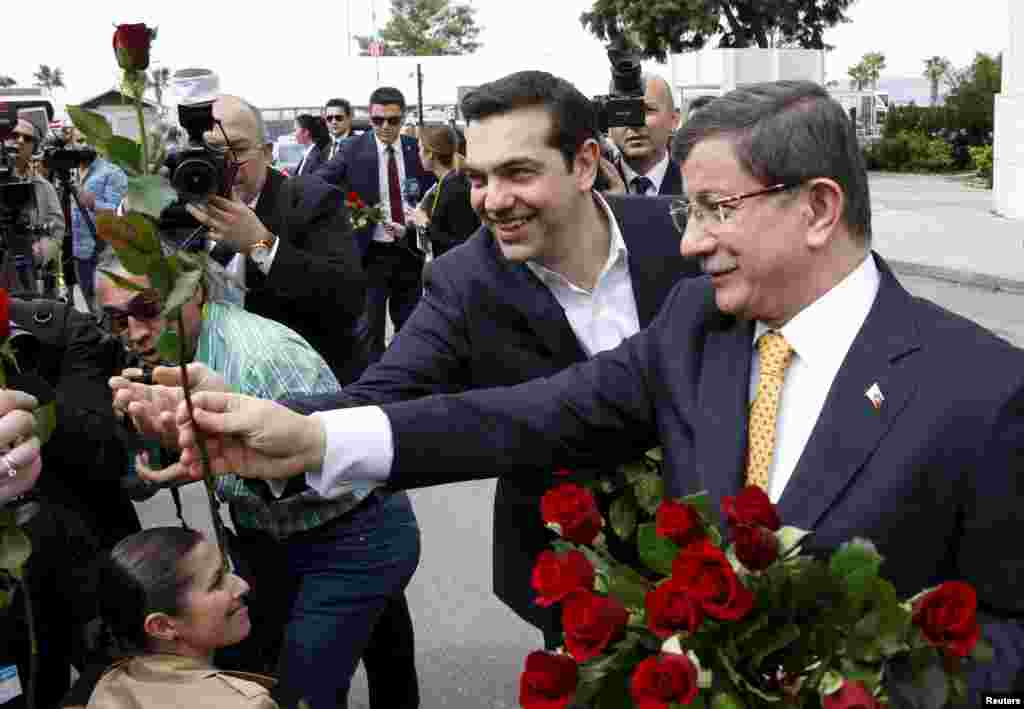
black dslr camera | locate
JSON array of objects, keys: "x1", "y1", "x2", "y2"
[
  {"x1": 41, "y1": 135, "x2": 95, "y2": 175},
  {"x1": 171, "y1": 100, "x2": 238, "y2": 202},
  {"x1": 592, "y1": 35, "x2": 647, "y2": 133}
]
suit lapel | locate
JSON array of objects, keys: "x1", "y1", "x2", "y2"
[
  {"x1": 659, "y1": 160, "x2": 683, "y2": 196},
  {"x1": 776, "y1": 257, "x2": 922, "y2": 530}
]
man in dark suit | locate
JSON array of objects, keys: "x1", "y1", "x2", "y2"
[
  {"x1": 315, "y1": 87, "x2": 435, "y2": 364},
  {"x1": 185, "y1": 95, "x2": 368, "y2": 385},
  {"x1": 170, "y1": 81, "x2": 1023, "y2": 703},
  {"x1": 609, "y1": 74, "x2": 684, "y2": 196},
  {"x1": 293, "y1": 113, "x2": 326, "y2": 177},
  {"x1": 324, "y1": 98, "x2": 355, "y2": 160}
]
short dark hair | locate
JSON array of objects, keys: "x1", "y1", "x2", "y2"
[
  {"x1": 460, "y1": 70, "x2": 598, "y2": 171},
  {"x1": 324, "y1": 98, "x2": 352, "y2": 116},
  {"x1": 369, "y1": 86, "x2": 406, "y2": 112},
  {"x1": 673, "y1": 80, "x2": 871, "y2": 244},
  {"x1": 296, "y1": 113, "x2": 330, "y2": 149},
  {"x1": 99, "y1": 527, "x2": 205, "y2": 652},
  {"x1": 687, "y1": 95, "x2": 716, "y2": 115}
]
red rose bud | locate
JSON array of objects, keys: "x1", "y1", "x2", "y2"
[
  {"x1": 911, "y1": 581, "x2": 981, "y2": 658},
  {"x1": 541, "y1": 483, "x2": 602, "y2": 546},
  {"x1": 733, "y1": 524, "x2": 780, "y2": 571},
  {"x1": 630, "y1": 653, "x2": 700, "y2": 709},
  {"x1": 0, "y1": 289, "x2": 9, "y2": 342},
  {"x1": 112, "y1": 23, "x2": 155, "y2": 72},
  {"x1": 561, "y1": 591, "x2": 629, "y2": 662},
  {"x1": 656, "y1": 499, "x2": 706, "y2": 548},
  {"x1": 672, "y1": 539, "x2": 755, "y2": 621},
  {"x1": 722, "y1": 485, "x2": 781, "y2": 531},
  {"x1": 519, "y1": 650, "x2": 578, "y2": 709},
  {"x1": 822, "y1": 679, "x2": 881, "y2": 709},
  {"x1": 645, "y1": 579, "x2": 703, "y2": 639},
  {"x1": 348, "y1": 191, "x2": 360, "y2": 200},
  {"x1": 531, "y1": 550, "x2": 595, "y2": 607}
]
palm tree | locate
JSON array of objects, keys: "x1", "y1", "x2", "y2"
[
  {"x1": 148, "y1": 67, "x2": 171, "y2": 106},
  {"x1": 32, "y1": 64, "x2": 65, "y2": 93},
  {"x1": 0, "y1": 75, "x2": 16, "y2": 88},
  {"x1": 923, "y1": 56, "x2": 953, "y2": 106}
]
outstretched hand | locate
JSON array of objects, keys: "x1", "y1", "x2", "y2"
[
  {"x1": 0, "y1": 390, "x2": 43, "y2": 504},
  {"x1": 165, "y1": 391, "x2": 326, "y2": 483}
]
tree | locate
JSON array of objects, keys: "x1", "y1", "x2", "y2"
[
  {"x1": 922, "y1": 56, "x2": 953, "y2": 106},
  {"x1": 0, "y1": 76, "x2": 16, "y2": 88},
  {"x1": 944, "y1": 52, "x2": 1002, "y2": 143},
  {"x1": 32, "y1": 64, "x2": 65, "y2": 93},
  {"x1": 148, "y1": 67, "x2": 171, "y2": 106},
  {"x1": 360, "y1": 0, "x2": 482, "y2": 57},
  {"x1": 847, "y1": 51, "x2": 885, "y2": 91},
  {"x1": 580, "y1": 0, "x2": 855, "y2": 62}
]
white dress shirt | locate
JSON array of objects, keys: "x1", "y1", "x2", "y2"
[
  {"x1": 750, "y1": 255, "x2": 880, "y2": 503},
  {"x1": 372, "y1": 135, "x2": 407, "y2": 243},
  {"x1": 620, "y1": 153, "x2": 670, "y2": 195},
  {"x1": 306, "y1": 192, "x2": 640, "y2": 498},
  {"x1": 296, "y1": 143, "x2": 314, "y2": 175}
]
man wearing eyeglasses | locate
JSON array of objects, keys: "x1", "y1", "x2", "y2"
[
  {"x1": 314, "y1": 86, "x2": 435, "y2": 364},
  {"x1": 2, "y1": 118, "x2": 64, "y2": 294},
  {"x1": 323, "y1": 98, "x2": 354, "y2": 160},
  {"x1": 152, "y1": 80, "x2": 1023, "y2": 705}
]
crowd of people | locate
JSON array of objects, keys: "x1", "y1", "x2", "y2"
[{"x1": 0, "y1": 64, "x2": 1021, "y2": 709}]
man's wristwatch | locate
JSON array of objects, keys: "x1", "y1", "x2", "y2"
[{"x1": 248, "y1": 234, "x2": 277, "y2": 269}]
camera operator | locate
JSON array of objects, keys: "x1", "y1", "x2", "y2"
[
  {"x1": 69, "y1": 147, "x2": 127, "y2": 315},
  {"x1": 2, "y1": 119, "x2": 64, "y2": 294},
  {"x1": 607, "y1": 74, "x2": 682, "y2": 196}
]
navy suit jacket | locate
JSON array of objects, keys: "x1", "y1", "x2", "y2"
[
  {"x1": 381, "y1": 255, "x2": 1024, "y2": 697},
  {"x1": 313, "y1": 131, "x2": 434, "y2": 257},
  {"x1": 620, "y1": 157, "x2": 684, "y2": 196},
  {"x1": 294, "y1": 144, "x2": 325, "y2": 177},
  {"x1": 285, "y1": 194, "x2": 699, "y2": 631}
]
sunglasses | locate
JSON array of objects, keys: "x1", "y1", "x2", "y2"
[
  {"x1": 102, "y1": 290, "x2": 163, "y2": 335},
  {"x1": 370, "y1": 116, "x2": 403, "y2": 127},
  {"x1": 325, "y1": 114, "x2": 350, "y2": 122}
]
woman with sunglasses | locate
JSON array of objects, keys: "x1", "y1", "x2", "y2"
[{"x1": 83, "y1": 527, "x2": 277, "y2": 709}]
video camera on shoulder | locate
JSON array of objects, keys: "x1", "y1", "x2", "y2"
[
  {"x1": 41, "y1": 135, "x2": 96, "y2": 175},
  {"x1": 592, "y1": 35, "x2": 647, "y2": 134}
]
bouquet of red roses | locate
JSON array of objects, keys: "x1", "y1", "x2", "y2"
[
  {"x1": 344, "y1": 191, "x2": 386, "y2": 231},
  {"x1": 520, "y1": 449, "x2": 991, "y2": 709}
]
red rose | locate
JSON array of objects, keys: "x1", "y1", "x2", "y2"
[
  {"x1": 822, "y1": 679, "x2": 881, "y2": 709},
  {"x1": 722, "y1": 485, "x2": 781, "y2": 531},
  {"x1": 561, "y1": 591, "x2": 628, "y2": 662},
  {"x1": 672, "y1": 539, "x2": 755, "y2": 621},
  {"x1": 630, "y1": 653, "x2": 699, "y2": 709},
  {"x1": 541, "y1": 483, "x2": 602, "y2": 546},
  {"x1": 733, "y1": 524, "x2": 780, "y2": 571},
  {"x1": 519, "y1": 650, "x2": 578, "y2": 709},
  {"x1": 0, "y1": 289, "x2": 9, "y2": 342},
  {"x1": 348, "y1": 191, "x2": 360, "y2": 200},
  {"x1": 531, "y1": 550, "x2": 595, "y2": 607},
  {"x1": 911, "y1": 581, "x2": 981, "y2": 658},
  {"x1": 655, "y1": 499, "x2": 705, "y2": 548},
  {"x1": 645, "y1": 579, "x2": 703, "y2": 639},
  {"x1": 112, "y1": 23, "x2": 155, "y2": 72}
]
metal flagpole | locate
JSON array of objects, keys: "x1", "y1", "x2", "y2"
[{"x1": 372, "y1": 0, "x2": 380, "y2": 85}]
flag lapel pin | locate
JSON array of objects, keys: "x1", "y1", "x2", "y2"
[{"x1": 865, "y1": 382, "x2": 884, "y2": 411}]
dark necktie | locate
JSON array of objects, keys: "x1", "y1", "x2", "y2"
[
  {"x1": 632, "y1": 176, "x2": 654, "y2": 195},
  {"x1": 386, "y1": 145, "x2": 405, "y2": 224}
]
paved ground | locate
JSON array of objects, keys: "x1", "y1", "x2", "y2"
[{"x1": 122, "y1": 172, "x2": 1024, "y2": 706}]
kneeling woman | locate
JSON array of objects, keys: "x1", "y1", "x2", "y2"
[{"x1": 88, "y1": 527, "x2": 277, "y2": 709}]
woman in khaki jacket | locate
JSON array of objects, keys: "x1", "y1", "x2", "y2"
[{"x1": 85, "y1": 527, "x2": 278, "y2": 709}]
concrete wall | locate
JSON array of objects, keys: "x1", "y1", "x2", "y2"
[
  {"x1": 994, "y1": 1, "x2": 1023, "y2": 219},
  {"x1": 671, "y1": 48, "x2": 825, "y2": 100},
  {"x1": 90, "y1": 104, "x2": 159, "y2": 140}
]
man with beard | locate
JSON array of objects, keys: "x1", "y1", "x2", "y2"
[{"x1": 609, "y1": 74, "x2": 683, "y2": 197}]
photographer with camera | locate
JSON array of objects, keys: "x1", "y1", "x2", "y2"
[
  {"x1": 69, "y1": 148, "x2": 127, "y2": 315},
  {"x1": 1, "y1": 119, "x2": 64, "y2": 294},
  {"x1": 606, "y1": 74, "x2": 682, "y2": 197}
]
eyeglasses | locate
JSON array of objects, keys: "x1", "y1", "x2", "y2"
[
  {"x1": 102, "y1": 290, "x2": 162, "y2": 335},
  {"x1": 370, "y1": 116, "x2": 403, "y2": 127},
  {"x1": 325, "y1": 114, "x2": 350, "y2": 122},
  {"x1": 669, "y1": 183, "x2": 801, "y2": 233}
]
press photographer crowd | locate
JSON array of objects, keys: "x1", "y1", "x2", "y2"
[{"x1": 0, "y1": 17, "x2": 1021, "y2": 709}]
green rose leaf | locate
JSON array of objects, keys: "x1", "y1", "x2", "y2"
[
  {"x1": 776, "y1": 526, "x2": 813, "y2": 557},
  {"x1": 645, "y1": 447, "x2": 663, "y2": 463},
  {"x1": 633, "y1": 471, "x2": 665, "y2": 515},
  {"x1": 679, "y1": 490, "x2": 719, "y2": 529},
  {"x1": 0, "y1": 587, "x2": 11, "y2": 611},
  {"x1": 971, "y1": 636, "x2": 995, "y2": 664},
  {"x1": 125, "y1": 174, "x2": 178, "y2": 222},
  {"x1": 34, "y1": 401, "x2": 57, "y2": 447},
  {"x1": 0, "y1": 525, "x2": 32, "y2": 578},
  {"x1": 617, "y1": 459, "x2": 650, "y2": 483},
  {"x1": 750, "y1": 623, "x2": 801, "y2": 670},
  {"x1": 638, "y1": 522, "x2": 680, "y2": 577},
  {"x1": 123, "y1": 212, "x2": 161, "y2": 254},
  {"x1": 104, "y1": 135, "x2": 143, "y2": 176},
  {"x1": 99, "y1": 269, "x2": 147, "y2": 292},
  {"x1": 608, "y1": 564, "x2": 650, "y2": 611},
  {"x1": 67, "y1": 105, "x2": 113, "y2": 144},
  {"x1": 710, "y1": 691, "x2": 747, "y2": 709},
  {"x1": 829, "y1": 538, "x2": 883, "y2": 611},
  {"x1": 609, "y1": 493, "x2": 638, "y2": 541},
  {"x1": 156, "y1": 328, "x2": 181, "y2": 363},
  {"x1": 113, "y1": 240, "x2": 157, "y2": 276},
  {"x1": 160, "y1": 267, "x2": 204, "y2": 318}
]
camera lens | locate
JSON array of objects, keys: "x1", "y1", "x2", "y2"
[{"x1": 172, "y1": 155, "x2": 218, "y2": 199}]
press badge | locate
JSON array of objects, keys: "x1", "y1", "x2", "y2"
[{"x1": 0, "y1": 664, "x2": 23, "y2": 704}]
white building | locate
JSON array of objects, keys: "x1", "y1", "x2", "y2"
[
  {"x1": 994, "y1": 1, "x2": 1023, "y2": 220},
  {"x1": 77, "y1": 89, "x2": 161, "y2": 140}
]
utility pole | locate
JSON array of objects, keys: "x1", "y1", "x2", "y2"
[
  {"x1": 372, "y1": 0, "x2": 380, "y2": 84},
  {"x1": 417, "y1": 64, "x2": 424, "y2": 125}
]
